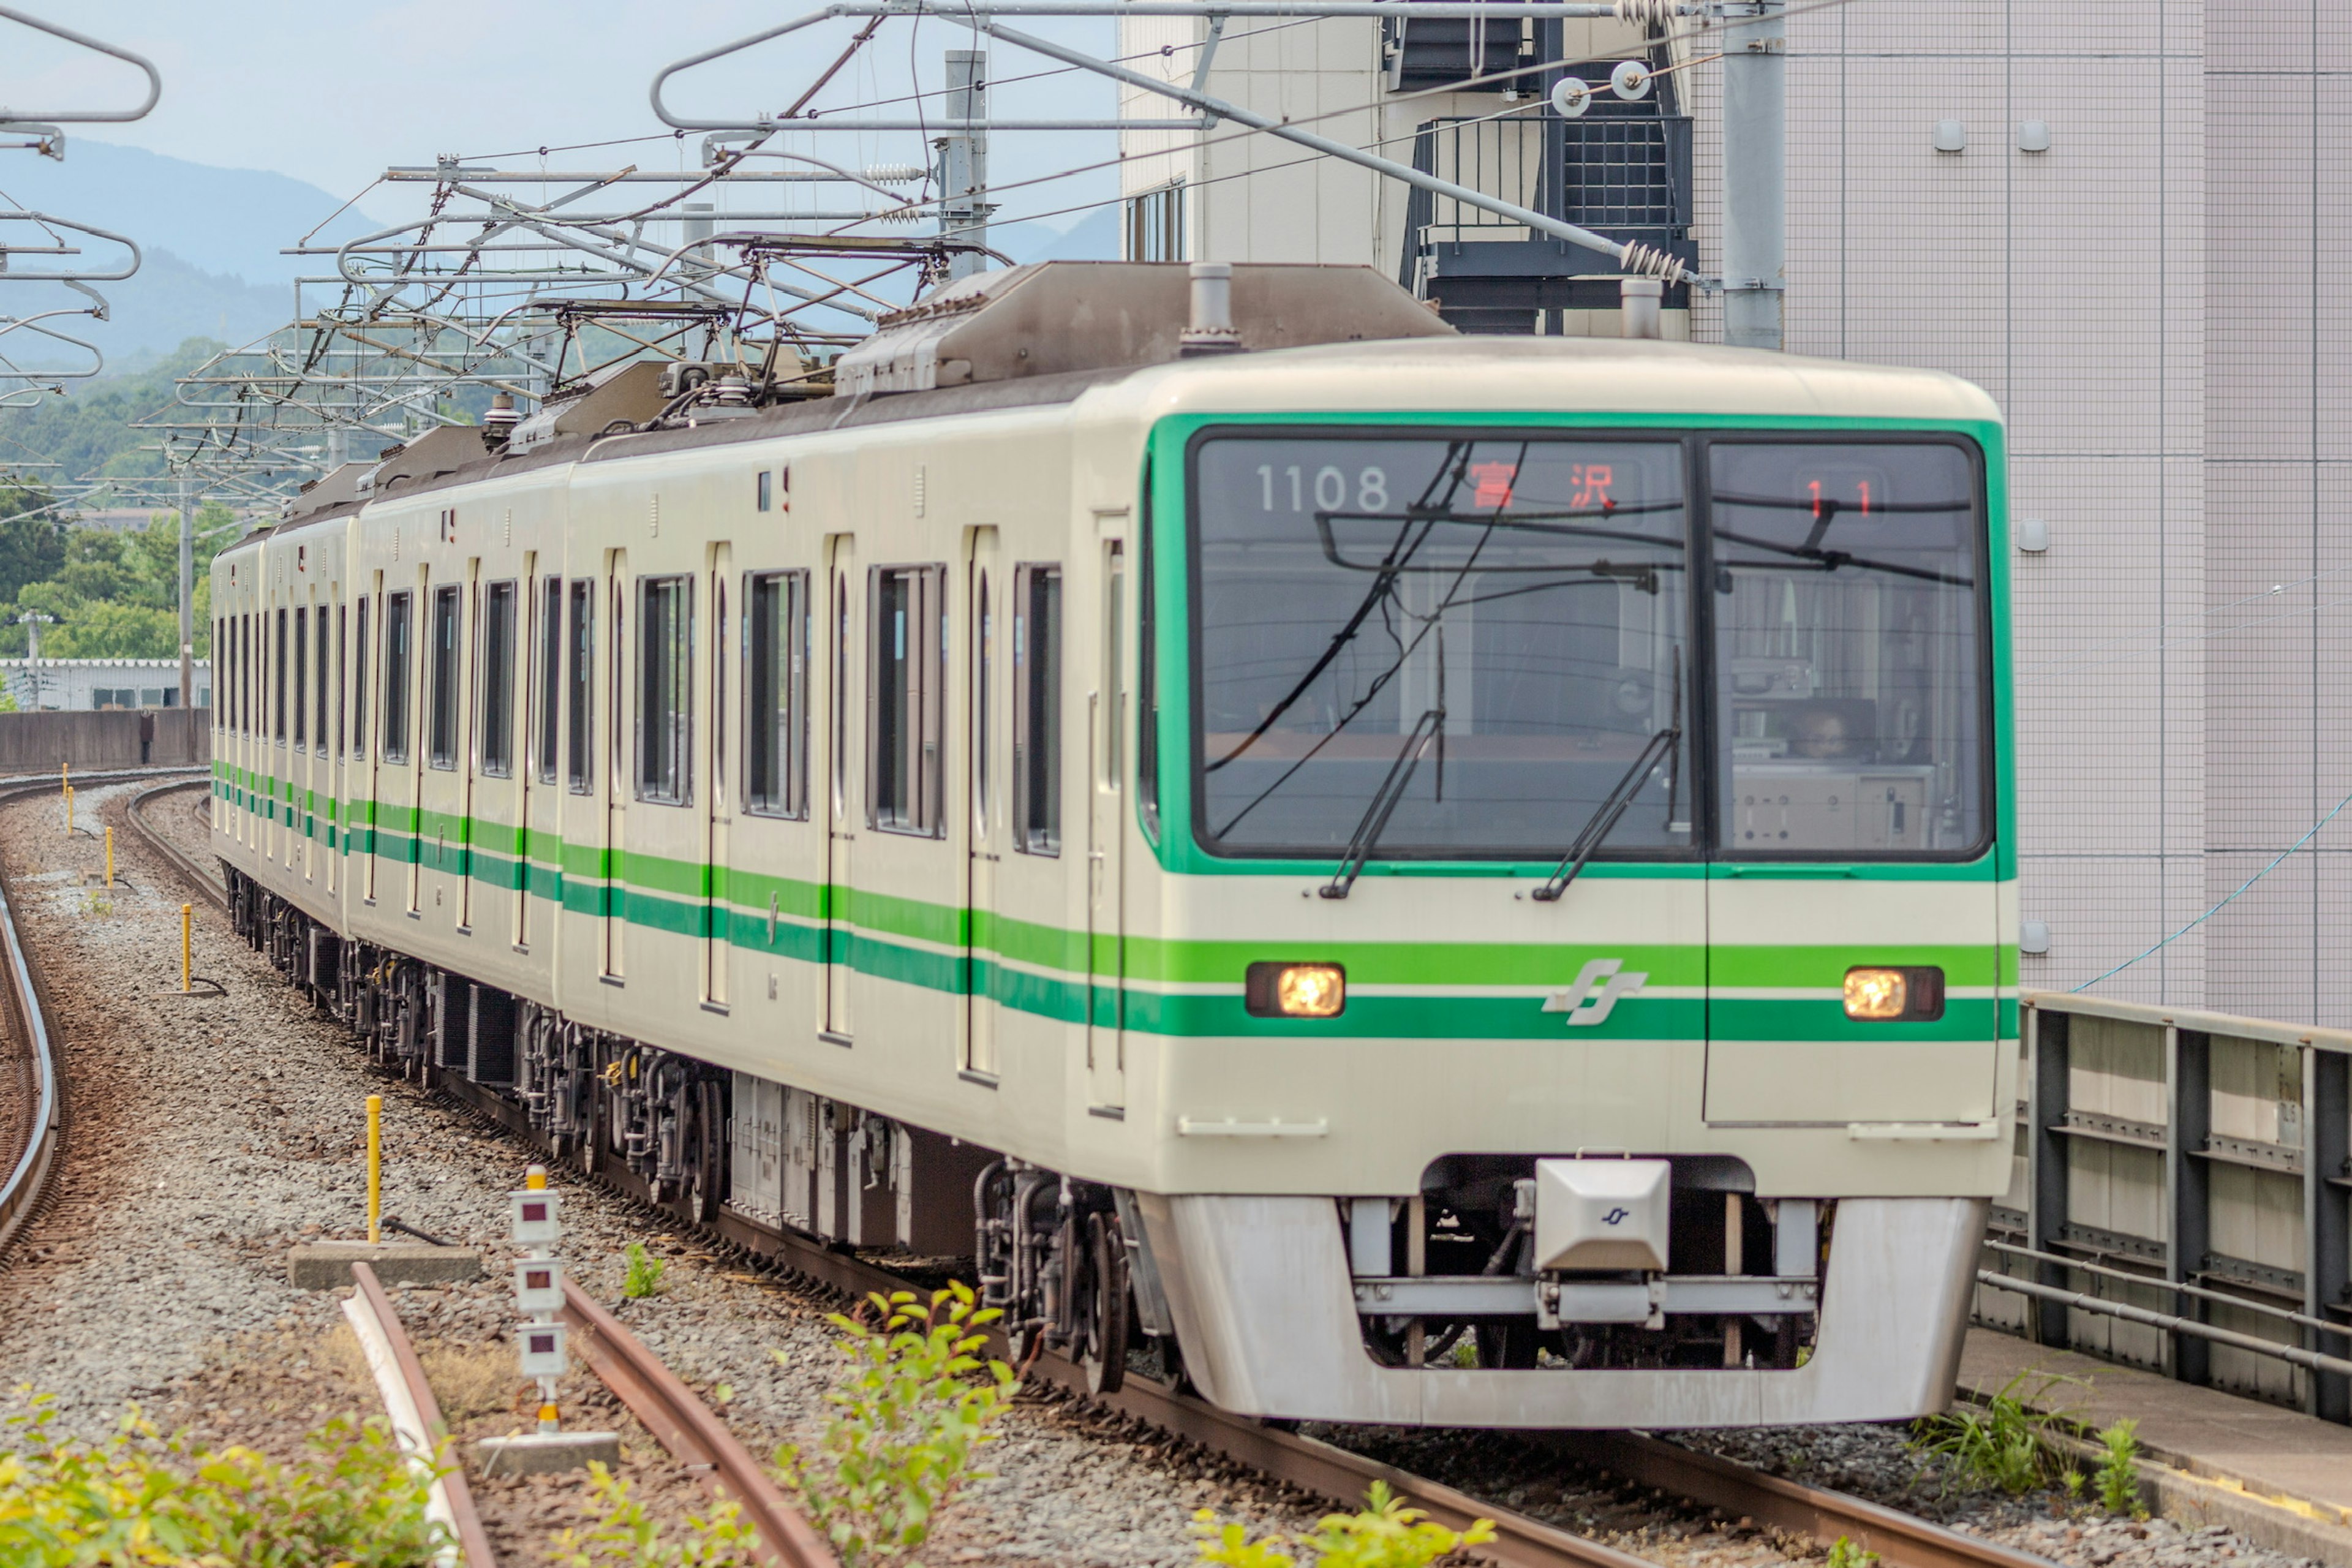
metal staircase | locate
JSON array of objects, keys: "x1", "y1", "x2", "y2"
[{"x1": 1389, "y1": 26, "x2": 1697, "y2": 334}]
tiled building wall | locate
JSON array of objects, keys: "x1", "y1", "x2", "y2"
[{"x1": 2202, "y1": 1, "x2": 2352, "y2": 1023}]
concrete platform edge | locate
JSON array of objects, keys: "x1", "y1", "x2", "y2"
[{"x1": 2037, "y1": 1427, "x2": 2352, "y2": 1567}]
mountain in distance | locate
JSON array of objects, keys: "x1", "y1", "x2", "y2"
[{"x1": 2, "y1": 136, "x2": 379, "y2": 367}]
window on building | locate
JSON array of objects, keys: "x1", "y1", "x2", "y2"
[
  {"x1": 352, "y1": 598, "x2": 369, "y2": 760},
  {"x1": 382, "y1": 591, "x2": 413, "y2": 763},
  {"x1": 566, "y1": 579, "x2": 594, "y2": 793},
  {"x1": 636, "y1": 576, "x2": 692, "y2": 804},
  {"x1": 428, "y1": 585, "x2": 460, "y2": 769},
  {"x1": 537, "y1": 577, "x2": 561, "y2": 784},
  {"x1": 1012, "y1": 564, "x2": 1061, "y2": 854},
  {"x1": 868, "y1": 565, "x2": 946, "y2": 835},
  {"x1": 1124, "y1": 179, "x2": 1186, "y2": 262},
  {"x1": 746, "y1": 570, "x2": 809, "y2": 818},
  {"x1": 480, "y1": 580, "x2": 518, "y2": 777}
]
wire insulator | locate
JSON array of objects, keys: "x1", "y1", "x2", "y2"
[
  {"x1": 1611, "y1": 0, "x2": 1681, "y2": 30},
  {"x1": 1617, "y1": 240, "x2": 1689, "y2": 285}
]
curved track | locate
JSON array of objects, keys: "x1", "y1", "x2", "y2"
[
  {"x1": 123, "y1": 779, "x2": 2052, "y2": 1568},
  {"x1": 0, "y1": 767, "x2": 209, "y2": 1268}
]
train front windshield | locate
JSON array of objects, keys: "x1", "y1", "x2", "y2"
[{"x1": 1188, "y1": 433, "x2": 1989, "y2": 861}]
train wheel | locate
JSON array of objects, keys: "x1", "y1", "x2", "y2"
[
  {"x1": 1084, "y1": 1212, "x2": 1129, "y2": 1396},
  {"x1": 1476, "y1": 1321, "x2": 1539, "y2": 1370}
]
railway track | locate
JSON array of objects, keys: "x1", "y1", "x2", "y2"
[
  {"x1": 0, "y1": 766, "x2": 209, "y2": 1268},
  {"x1": 119, "y1": 778, "x2": 2054, "y2": 1568}
]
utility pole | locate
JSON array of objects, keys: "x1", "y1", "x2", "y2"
[
  {"x1": 938, "y1": 49, "x2": 993, "y2": 281},
  {"x1": 177, "y1": 475, "x2": 194, "y2": 712},
  {"x1": 1719, "y1": 0, "x2": 1785, "y2": 351},
  {"x1": 17, "y1": 612, "x2": 53, "y2": 711}
]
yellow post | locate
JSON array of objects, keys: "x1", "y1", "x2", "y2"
[
  {"x1": 104, "y1": 827, "x2": 113, "y2": 889},
  {"x1": 62, "y1": 786, "x2": 71, "y2": 839},
  {"x1": 366, "y1": 1095, "x2": 383, "y2": 1245},
  {"x1": 180, "y1": 903, "x2": 192, "y2": 992}
]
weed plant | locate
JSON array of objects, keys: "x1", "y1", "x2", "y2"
[
  {"x1": 775, "y1": 1281, "x2": 1016, "y2": 1564},
  {"x1": 1825, "y1": 1536, "x2": 1879, "y2": 1568},
  {"x1": 554, "y1": 1465, "x2": 757, "y2": 1568},
  {"x1": 622, "y1": 1242, "x2": 668, "y2": 1300},
  {"x1": 1192, "y1": 1481, "x2": 1496, "y2": 1568},
  {"x1": 2094, "y1": 1419, "x2": 2144, "y2": 1517},
  {"x1": 1909, "y1": 1371, "x2": 2082, "y2": 1496},
  {"x1": 0, "y1": 1395, "x2": 448, "y2": 1567}
]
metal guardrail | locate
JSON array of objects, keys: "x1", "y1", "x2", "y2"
[{"x1": 1981, "y1": 990, "x2": 2352, "y2": 1422}]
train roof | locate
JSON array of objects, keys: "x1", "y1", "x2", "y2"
[{"x1": 255, "y1": 334, "x2": 1996, "y2": 533}]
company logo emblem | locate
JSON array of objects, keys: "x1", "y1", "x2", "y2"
[
  {"x1": 1601, "y1": 1207, "x2": 1629, "y2": 1226},
  {"x1": 1542, "y1": 958, "x2": 1649, "y2": 1027}
]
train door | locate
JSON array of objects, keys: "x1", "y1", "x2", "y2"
[
  {"x1": 823, "y1": 537, "x2": 856, "y2": 1042},
  {"x1": 963, "y1": 530, "x2": 999, "y2": 1077},
  {"x1": 1700, "y1": 438, "x2": 2001, "y2": 1128},
  {"x1": 1085, "y1": 538, "x2": 1126, "y2": 1113},
  {"x1": 704, "y1": 543, "x2": 732, "y2": 1007},
  {"x1": 603, "y1": 551, "x2": 627, "y2": 979}
]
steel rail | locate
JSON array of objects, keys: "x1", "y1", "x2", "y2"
[
  {"x1": 124, "y1": 775, "x2": 227, "y2": 911},
  {"x1": 560, "y1": 1278, "x2": 839, "y2": 1568},
  {"x1": 345, "y1": 1260, "x2": 500, "y2": 1568},
  {"x1": 0, "y1": 766, "x2": 208, "y2": 1266},
  {"x1": 418, "y1": 1071, "x2": 2054, "y2": 1568}
]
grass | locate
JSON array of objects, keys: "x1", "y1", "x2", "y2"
[
  {"x1": 0, "y1": 1393, "x2": 450, "y2": 1567},
  {"x1": 1192, "y1": 1481, "x2": 1497, "y2": 1568},
  {"x1": 2094, "y1": 1419, "x2": 2144, "y2": 1517},
  {"x1": 622, "y1": 1242, "x2": 668, "y2": 1300},
  {"x1": 420, "y1": 1341, "x2": 521, "y2": 1425},
  {"x1": 1909, "y1": 1370, "x2": 2084, "y2": 1496}
]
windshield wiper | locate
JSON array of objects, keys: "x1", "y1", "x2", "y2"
[
  {"x1": 1532, "y1": 649, "x2": 1684, "y2": 899},
  {"x1": 1320, "y1": 706, "x2": 1446, "y2": 900},
  {"x1": 1529, "y1": 725, "x2": 1679, "y2": 903}
]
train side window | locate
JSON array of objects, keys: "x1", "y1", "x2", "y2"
[
  {"x1": 382, "y1": 590, "x2": 413, "y2": 763},
  {"x1": 745, "y1": 570, "x2": 810, "y2": 818},
  {"x1": 314, "y1": 603, "x2": 330, "y2": 753},
  {"x1": 537, "y1": 577, "x2": 561, "y2": 784},
  {"x1": 294, "y1": 606, "x2": 309, "y2": 749},
  {"x1": 352, "y1": 598, "x2": 369, "y2": 760},
  {"x1": 480, "y1": 580, "x2": 518, "y2": 777},
  {"x1": 1012, "y1": 564, "x2": 1061, "y2": 856},
  {"x1": 636, "y1": 575, "x2": 692, "y2": 805},
  {"x1": 566, "y1": 579, "x2": 594, "y2": 793},
  {"x1": 336, "y1": 605, "x2": 347, "y2": 755},
  {"x1": 212, "y1": 619, "x2": 223, "y2": 731},
  {"x1": 974, "y1": 569, "x2": 992, "y2": 834},
  {"x1": 867, "y1": 564, "x2": 944, "y2": 836},
  {"x1": 428, "y1": 584, "x2": 461, "y2": 770},
  {"x1": 274, "y1": 607, "x2": 288, "y2": 743}
]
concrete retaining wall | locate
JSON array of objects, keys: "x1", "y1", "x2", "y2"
[{"x1": 0, "y1": 710, "x2": 211, "y2": 770}]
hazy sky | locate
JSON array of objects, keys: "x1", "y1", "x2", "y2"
[{"x1": 7, "y1": 2, "x2": 1120, "y2": 228}]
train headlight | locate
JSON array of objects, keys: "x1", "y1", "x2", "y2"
[
  {"x1": 1843, "y1": 966, "x2": 1945, "y2": 1022},
  {"x1": 1246, "y1": 961, "x2": 1346, "y2": 1019}
]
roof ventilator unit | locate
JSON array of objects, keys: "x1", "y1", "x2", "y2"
[{"x1": 831, "y1": 260, "x2": 1453, "y2": 397}]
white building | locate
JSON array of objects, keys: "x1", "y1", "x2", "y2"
[{"x1": 0, "y1": 658, "x2": 211, "y2": 713}]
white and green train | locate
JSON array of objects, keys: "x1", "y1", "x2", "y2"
[{"x1": 212, "y1": 262, "x2": 2016, "y2": 1428}]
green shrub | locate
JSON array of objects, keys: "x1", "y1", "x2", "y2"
[
  {"x1": 2095, "y1": 1419, "x2": 2144, "y2": 1517},
  {"x1": 1910, "y1": 1371, "x2": 2079, "y2": 1496},
  {"x1": 622, "y1": 1242, "x2": 668, "y2": 1300},
  {"x1": 1193, "y1": 1482, "x2": 1497, "y2": 1568},
  {"x1": 0, "y1": 1395, "x2": 450, "y2": 1567},
  {"x1": 554, "y1": 1464, "x2": 758, "y2": 1568},
  {"x1": 772, "y1": 1281, "x2": 1016, "y2": 1565},
  {"x1": 1825, "y1": 1535, "x2": 1879, "y2": 1568}
]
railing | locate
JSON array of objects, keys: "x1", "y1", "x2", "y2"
[
  {"x1": 1977, "y1": 991, "x2": 2352, "y2": 1421},
  {"x1": 1399, "y1": 112, "x2": 1692, "y2": 294}
]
